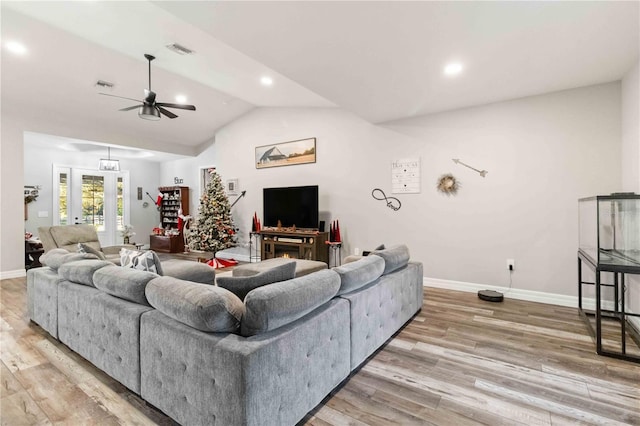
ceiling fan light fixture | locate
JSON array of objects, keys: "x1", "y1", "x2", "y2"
[
  {"x1": 138, "y1": 105, "x2": 161, "y2": 121},
  {"x1": 99, "y1": 147, "x2": 120, "y2": 171}
]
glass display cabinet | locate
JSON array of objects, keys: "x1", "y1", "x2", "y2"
[{"x1": 578, "y1": 194, "x2": 640, "y2": 363}]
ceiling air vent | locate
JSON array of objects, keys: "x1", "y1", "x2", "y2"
[
  {"x1": 166, "y1": 43, "x2": 194, "y2": 55},
  {"x1": 95, "y1": 80, "x2": 114, "y2": 89}
]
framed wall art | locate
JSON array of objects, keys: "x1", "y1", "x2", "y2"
[
  {"x1": 255, "y1": 137, "x2": 316, "y2": 169},
  {"x1": 226, "y1": 178, "x2": 239, "y2": 196}
]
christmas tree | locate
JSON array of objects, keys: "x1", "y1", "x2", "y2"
[{"x1": 188, "y1": 169, "x2": 236, "y2": 252}]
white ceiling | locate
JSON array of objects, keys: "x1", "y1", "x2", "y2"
[{"x1": 2, "y1": 1, "x2": 638, "y2": 156}]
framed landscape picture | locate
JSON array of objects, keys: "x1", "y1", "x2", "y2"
[{"x1": 255, "y1": 137, "x2": 316, "y2": 169}]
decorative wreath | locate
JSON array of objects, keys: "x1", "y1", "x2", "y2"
[{"x1": 437, "y1": 174, "x2": 460, "y2": 196}]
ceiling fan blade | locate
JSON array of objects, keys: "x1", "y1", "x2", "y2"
[
  {"x1": 157, "y1": 106, "x2": 178, "y2": 119},
  {"x1": 99, "y1": 93, "x2": 141, "y2": 103},
  {"x1": 119, "y1": 105, "x2": 142, "y2": 111},
  {"x1": 144, "y1": 89, "x2": 156, "y2": 104},
  {"x1": 156, "y1": 102, "x2": 196, "y2": 111}
]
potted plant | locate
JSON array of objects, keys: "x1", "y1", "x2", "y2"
[{"x1": 121, "y1": 224, "x2": 136, "y2": 244}]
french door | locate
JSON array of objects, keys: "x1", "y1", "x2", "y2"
[{"x1": 54, "y1": 167, "x2": 129, "y2": 247}]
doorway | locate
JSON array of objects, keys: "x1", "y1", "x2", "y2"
[{"x1": 54, "y1": 166, "x2": 129, "y2": 247}]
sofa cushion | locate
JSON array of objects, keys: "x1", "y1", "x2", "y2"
[
  {"x1": 120, "y1": 249, "x2": 163, "y2": 275},
  {"x1": 241, "y1": 269, "x2": 341, "y2": 337},
  {"x1": 160, "y1": 259, "x2": 215, "y2": 285},
  {"x1": 41, "y1": 249, "x2": 99, "y2": 271},
  {"x1": 371, "y1": 244, "x2": 410, "y2": 275},
  {"x1": 58, "y1": 259, "x2": 113, "y2": 287},
  {"x1": 93, "y1": 266, "x2": 156, "y2": 306},
  {"x1": 232, "y1": 258, "x2": 326, "y2": 278},
  {"x1": 217, "y1": 260, "x2": 296, "y2": 300},
  {"x1": 146, "y1": 277, "x2": 244, "y2": 333},
  {"x1": 77, "y1": 242, "x2": 107, "y2": 260},
  {"x1": 49, "y1": 224, "x2": 101, "y2": 253},
  {"x1": 333, "y1": 255, "x2": 385, "y2": 295}
]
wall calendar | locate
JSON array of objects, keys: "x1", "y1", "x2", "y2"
[{"x1": 391, "y1": 158, "x2": 420, "y2": 194}]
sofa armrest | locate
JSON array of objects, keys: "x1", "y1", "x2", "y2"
[{"x1": 102, "y1": 245, "x2": 136, "y2": 255}]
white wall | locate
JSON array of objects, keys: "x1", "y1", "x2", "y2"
[
  {"x1": 622, "y1": 59, "x2": 640, "y2": 192},
  {"x1": 0, "y1": 114, "x2": 27, "y2": 278},
  {"x1": 23, "y1": 141, "x2": 161, "y2": 246},
  {"x1": 386, "y1": 83, "x2": 622, "y2": 301},
  {"x1": 621, "y1": 59, "x2": 640, "y2": 318},
  {"x1": 165, "y1": 83, "x2": 622, "y2": 299}
]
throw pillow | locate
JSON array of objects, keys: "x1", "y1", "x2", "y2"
[
  {"x1": 217, "y1": 260, "x2": 296, "y2": 300},
  {"x1": 77, "y1": 242, "x2": 106, "y2": 260},
  {"x1": 120, "y1": 248, "x2": 163, "y2": 275}
]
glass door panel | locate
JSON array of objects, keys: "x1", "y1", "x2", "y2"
[
  {"x1": 81, "y1": 174, "x2": 105, "y2": 231},
  {"x1": 53, "y1": 166, "x2": 71, "y2": 226}
]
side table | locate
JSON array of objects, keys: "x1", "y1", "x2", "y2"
[
  {"x1": 578, "y1": 249, "x2": 640, "y2": 363},
  {"x1": 327, "y1": 242, "x2": 342, "y2": 268},
  {"x1": 248, "y1": 232, "x2": 261, "y2": 263},
  {"x1": 25, "y1": 240, "x2": 44, "y2": 269}
]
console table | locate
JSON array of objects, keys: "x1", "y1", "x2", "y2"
[
  {"x1": 25, "y1": 240, "x2": 44, "y2": 270},
  {"x1": 578, "y1": 249, "x2": 640, "y2": 363},
  {"x1": 260, "y1": 229, "x2": 329, "y2": 264}
]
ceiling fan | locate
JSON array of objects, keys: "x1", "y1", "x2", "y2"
[{"x1": 100, "y1": 54, "x2": 196, "y2": 120}]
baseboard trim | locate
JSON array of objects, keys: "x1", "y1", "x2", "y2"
[
  {"x1": 1, "y1": 269, "x2": 27, "y2": 280},
  {"x1": 423, "y1": 276, "x2": 607, "y2": 309}
]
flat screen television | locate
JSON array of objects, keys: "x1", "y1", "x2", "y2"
[{"x1": 263, "y1": 185, "x2": 319, "y2": 229}]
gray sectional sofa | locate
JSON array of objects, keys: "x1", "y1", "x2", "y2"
[{"x1": 27, "y1": 245, "x2": 423, "y2": 426}]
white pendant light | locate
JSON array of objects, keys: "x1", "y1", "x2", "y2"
[{"x1": 99, "y1": 147, "x2": 120, "y2": 171}]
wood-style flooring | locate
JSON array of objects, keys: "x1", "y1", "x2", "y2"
[{"x1": 1, "y1": 277, "x2": 638, "y2": 425}]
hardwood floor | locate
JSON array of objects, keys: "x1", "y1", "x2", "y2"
[{"x1": 2, "y1": 277, "x2": 638, "y2": 425}]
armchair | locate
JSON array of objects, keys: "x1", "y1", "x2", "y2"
[{"x1": 38, "y1": 225, "x2": 134, "y2": 265}]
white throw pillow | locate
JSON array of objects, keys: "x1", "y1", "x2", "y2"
[{"x1": 119, "y1": 248, "x2": 162, "y2": 274}]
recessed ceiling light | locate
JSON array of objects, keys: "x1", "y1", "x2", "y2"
[
  {"x1": 6, "y1": 41, "x2": 27, "y2": 55},
  {"x1": 260, "y1": 76, "x2": 273, "y2": 86},
  {"x1": 175, "y1": 95, "x2": 187, "y2": 104},
  {"x1": 444, "y1": 62, "x2": 463, "y2": 76}
]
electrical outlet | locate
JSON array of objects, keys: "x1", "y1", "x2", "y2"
[{"x1": 507, "y1": 259, "x2": 515, "y2": 271}]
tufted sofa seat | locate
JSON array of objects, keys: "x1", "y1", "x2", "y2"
[{"x1": 26, "y1": 244, "x2": 423, "y2": 425}]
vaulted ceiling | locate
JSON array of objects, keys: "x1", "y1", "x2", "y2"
[{"x1": 2, "y1": 1, "x2": 638, "y2": 156}]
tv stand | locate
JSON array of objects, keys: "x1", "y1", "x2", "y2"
[{"x1": 260, "y1": 229, "x2": 329, "y2": 264}]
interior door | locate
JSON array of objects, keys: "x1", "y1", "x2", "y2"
[{"x1": 69, "y1": 168, "x2": 129, "y2": 247}]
